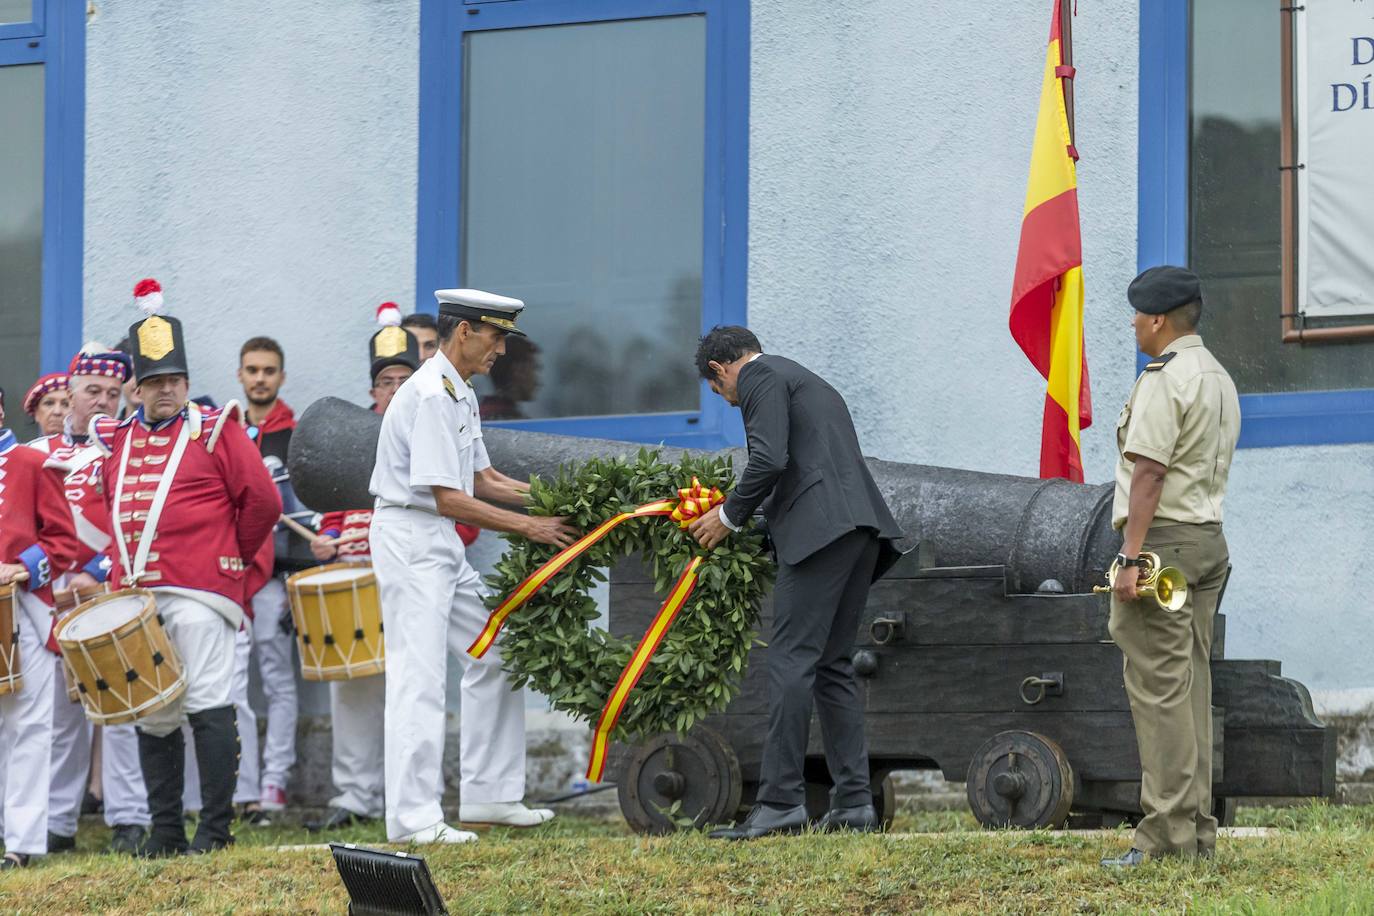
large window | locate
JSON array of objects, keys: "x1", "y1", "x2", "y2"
[
  {"x1": 0, "y1": 0, "x2": 83, "y2": 441},
  {"x1": 417, "y1": 0, "x2": 748, "y2": 447},
  {"x1": 1190, "y1": 0, "x2": 1374, "y2": 395},
  {"x1": 1140, "y1": 0, "x2": 1374, "y2": 447}
]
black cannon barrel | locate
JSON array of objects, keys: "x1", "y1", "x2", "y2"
[{"x1": 289, "y1": 397, "x2": 1117, "y2": 593}]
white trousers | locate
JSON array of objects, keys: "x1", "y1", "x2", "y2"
[
  {"x1": 48, "y1": 656, "x2": 92, "y2": 837},
  {"x1": 328, "y1": 674, "x2": 386, "y2": 817},
  {"x1": 371, "y1": 508, "x2": 526, "y2": 840},
  {"x1": 0, "y1": 591, "x2": 55, "y2": 854},
  {"x1": 47, "y1": 666, "x2": 148, "y2": 833},
  {"x1": 100, "y1": 724, "x2": 148, "y2": 826},
  {"x1": 185, "y1": 623, "x2": 255, "y2": 810},
  {"x1": 250, "y1": 578, "x2": 297, "y2": 789},
  {"x1": 137, "y1": 594, "x2": 235, "y2": 738}
]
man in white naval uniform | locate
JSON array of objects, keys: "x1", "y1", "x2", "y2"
[{"x1": 368, "y1": 289, "x2": 576, "y2": 844}]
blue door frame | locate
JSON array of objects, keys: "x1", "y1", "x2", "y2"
[
  {"x1": 0, "y1": 0, "x2": 84, "y2": 376},
  {"x1": 416, "y1": 0, "x2": 750, "y2": 448},
  {"x1": 1138, "y1": 0, "x2": 1374, "y2": 448}
]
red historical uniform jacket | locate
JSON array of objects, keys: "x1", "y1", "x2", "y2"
[
  {"x1": 93, "y1": 403, "x2": 281, "y2": 627},
  {"x1": 29, "y1": 427, "x2": 114, "y2": 581},
  {"x1": 0, "y1": 428, "x2": 80, "y2": 607},
  {"x1": 31, "y1": 425, "x2": 116, "y2": 651}
]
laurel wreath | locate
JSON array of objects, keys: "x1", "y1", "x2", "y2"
[{"x1": 487, "y1": 449, "x2": 774, "y2": 738}]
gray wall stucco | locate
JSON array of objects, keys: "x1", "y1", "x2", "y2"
[{"x1": 83, "y1": 0, "x2": 419, "y2": 413}]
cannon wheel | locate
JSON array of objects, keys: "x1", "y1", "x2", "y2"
[
  {"x1": 965, "y1": 731, "x2": 1075, "y2": 829},
  {"x1": 617, "y1": 726, "x2": 742, "y2": 835},
  {"x1": 803, "y1": 772, "x2": 897, "y2": 830}
]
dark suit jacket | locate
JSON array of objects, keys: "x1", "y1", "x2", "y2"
[{"x1": 722, "y1": 355, "x2": 904, "y2": 579}]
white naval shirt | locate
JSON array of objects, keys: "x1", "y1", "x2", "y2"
[{"x1": 369, "y1": 348, "x2": 491, "y2": 512}]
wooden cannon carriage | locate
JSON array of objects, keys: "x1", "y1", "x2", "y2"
[
  {"x1": 290, "y1": 398, "x2": 1337, "y2": 834},
  {"x1": 606, "y1": 546, "x2": 1335, "y2": 833}
]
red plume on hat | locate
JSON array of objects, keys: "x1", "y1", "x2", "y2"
[
  {"x1": 376, "y1": 302, "x2": 402, "y2": 327},
  {"x1": 133, "y1": 278, "x2": 165, "y2": 315}
]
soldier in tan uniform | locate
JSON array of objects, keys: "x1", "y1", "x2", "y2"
[{"x1": 1101, "y1": 266, "x2": 1241, "y2": 868}]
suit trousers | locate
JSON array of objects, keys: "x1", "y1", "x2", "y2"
[
  {"x1": 1108, "y1": 522, "x2": 1229, "y2": 857},
  {"x1": 371, "y1": 507, "x2": 526, "y2": 840},
  {"x1": 757, "y1": 528, "x2": 880, "y2": 809}
]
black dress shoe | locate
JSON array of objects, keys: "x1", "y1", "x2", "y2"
[
  {"x1": 1, "y1": 853, "x2": 31, "y2": 869},
  {"x1": 816, "y1": 803, "x2": 880, "y2": 833},
  {"x1": 305, "y1": 807, "x2": 374, "y2": 833},
  {"x1": 1101, "y1": 847, "x2": 1148, "y2": 868},
  {"x1": 81, "y1": 791, "x2": 103, "y2": 816},
  {"x1": 108, "y1": 824, "x2": 147, "y2": 856},
  {"x1": 47, "y1": 832, "x2": 77, "y2": 853},
  {"x1": 708, "y1": 804, "x2": 808, "y2": 840}
]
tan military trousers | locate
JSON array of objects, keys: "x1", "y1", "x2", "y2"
[{"x1": 1108, "y1": 522, "x2": 1229, "y2": 858}]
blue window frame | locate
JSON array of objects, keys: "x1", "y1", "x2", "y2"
[
  {"x1": 0, "y1": 0, "x2": 84, "y2": 377},
  {"x1": 1138, "y1": 0, "x2": 1374, "y2": 448},
  {"x1": 417, "y1": 0, "x2": 749, "y2": 448}
]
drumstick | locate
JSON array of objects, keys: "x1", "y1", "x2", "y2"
[{"x1": 280, "y1": 514, "x2": 319, "y2": 542}]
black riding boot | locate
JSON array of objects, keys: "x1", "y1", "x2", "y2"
[
  {"x1": 135, "y1": 727, "x2": 189, "y2": 857},
  {"x1": 188, "y1": 705, "x2": 240, "y2": 853}
]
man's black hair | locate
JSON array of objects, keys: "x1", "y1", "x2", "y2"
[
  {"x1": 695, "y1": 326, "x2": 761, "y2": 380},
  {"x1": 402, "y1": 312, "x2": 438, "y2": 332}
]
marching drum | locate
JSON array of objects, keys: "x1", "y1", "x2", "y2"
[
  {"x1": 56, "y1": 589, "x2": 186, "y2": 725},
  {"x1": 0, "y1": 582, "x2": 21, "y2": 697},
  {"x1": 286, "y1": 563, "x2": 385, "y2": 681},
  {"x1": 54, "y1": 582, "x2": 110, "y2": 703}
]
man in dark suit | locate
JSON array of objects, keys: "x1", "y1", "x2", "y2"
[{"x1": 688, "y1": 327, "x2": 903, "y2": 840}]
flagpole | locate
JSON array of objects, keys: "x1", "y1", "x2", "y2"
[{"x1": 1060, "y1": 0, "x2": 1076, "y2": 145}]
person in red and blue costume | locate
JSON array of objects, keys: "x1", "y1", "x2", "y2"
[
  {"x1": 91, "y1": 279, "x2": 280, "y2": 857},
  {"x1": 0, "y1": 385, "x2": 80, "y2": 869},
  {"x1": 28, "y1": 343, "x2": 152, "y2": 856}
]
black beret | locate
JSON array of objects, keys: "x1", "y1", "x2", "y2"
[{"x1": 1128, "y1": 265, "x2": 1203, "y2": 315}]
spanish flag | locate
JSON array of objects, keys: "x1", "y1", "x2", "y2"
[{"x1": 1009, "y1": 1, "x2": 1091, "y2": 482}]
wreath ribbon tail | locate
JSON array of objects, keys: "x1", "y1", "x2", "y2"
[
  {"x1": 586, "y1": 555, "x2": 704, "y2": 782},
  {"x1": 466, "y1": 499, "x2": 678, "y2": 659}
]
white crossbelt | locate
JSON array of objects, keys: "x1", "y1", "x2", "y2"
[{"x1": 111, "y1": 419, "x2": 192, "y2": 586}]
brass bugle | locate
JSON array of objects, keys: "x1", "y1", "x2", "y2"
[{"x1": 1093, "y1": 551, "x2": 1189, "y2": 612}]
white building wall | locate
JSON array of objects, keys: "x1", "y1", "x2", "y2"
[{"x1": 83, "y1": 0, "x2": 420, "y2": 413}]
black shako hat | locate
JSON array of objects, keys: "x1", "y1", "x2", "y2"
[
  {"x1": 127, "y1": 278, "x2": 189, "y2": 384},
  {"x1": 1128, "y1": 265, "x2": 1204, "y2": 316},
  {"x1": 435, "y1": 288, "x2": 527, "y2": 337},
  {"x1": 369, "y1": 303, "x2": 421, "y2": 384}
]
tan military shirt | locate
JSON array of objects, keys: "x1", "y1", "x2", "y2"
[{"x1": 1112, "y1": 335, "x2": 1241, "y2": 530}]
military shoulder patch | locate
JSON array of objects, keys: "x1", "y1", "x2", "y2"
[
  {"x1": 443, "y1": 377, "x2": 459, "y2": 402},
  {"x1": 1144, "y1": 352, "x2": 1178, "y2": 372}
]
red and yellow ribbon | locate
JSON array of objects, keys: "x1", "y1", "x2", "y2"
[{"x1": 466, "y1": 478, "x2": 725, "y2": 780}]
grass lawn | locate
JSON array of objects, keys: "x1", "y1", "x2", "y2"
[{"x1": 3, "y1": 803, "x2": 1373, "y2": 914}]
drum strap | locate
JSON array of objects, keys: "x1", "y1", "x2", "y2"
[{"x1": 112, "y1": 419, "x2": 192, "y2": 586}]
